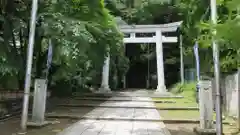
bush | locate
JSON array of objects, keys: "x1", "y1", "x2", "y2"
[
  {"x1": 170, "y1": 82, "x2": 198, "y2": 101},
  {"x1": 170, "y1": 82, "x2": 197, "y2": 94}
]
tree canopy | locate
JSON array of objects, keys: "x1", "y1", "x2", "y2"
[
  {"x1": 0, "y1": 0, "x2": 239, "y2": 93},
  {"x1": 106, "y1": 0, "x2": 239, "y2": 76},
  {"x1": 0, "y1": 0, "x2": 129, "y2": 94},
  {"x1": 172, "y1": 0, "x2": 239, "y2": 74}
]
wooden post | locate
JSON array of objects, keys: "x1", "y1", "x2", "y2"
[{"x1": 199, "y1": 80, "x2": 214, "y2": 129}]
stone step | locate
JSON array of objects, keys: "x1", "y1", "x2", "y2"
[
  {"x1": 73, "y1": 91, "x2": 183, "y2": 98},
  {"x1": 71, "y1": 97, "x2": 176, "y2": 103},
  {"x1": 73, "y1": 94, "x2": 183, "y2": 99},
  {"x1": 45, "y1": 114, "x2": 232, "y2": 125},
  {"x1": 46, "y1": 114, "x2": 164, "y2": 122},
  {"x1": 57, "y1": 104, "x2": 199, "y2": 110},
  {"x1": 45, "y1": 113, "x2": 199, "y2": 123}
]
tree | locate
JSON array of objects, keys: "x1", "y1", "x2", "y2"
[
  {"x1": 106, "y1": 0, "x2": 239, "y2": 81},
  {"x1": 175, "y1": 0, "x2": 239, "y2": 74},
  {"x1": 196, "y1": 0, "x2": 240, "y2": 73},
  {"x1": 0, "y1": 0, "x2": 129, "y2": 95}
]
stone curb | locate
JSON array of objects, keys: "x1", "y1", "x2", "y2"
[
  {"x1": 57, "y1": 104, "x2": 199, "y2": 110},
  {"x1": 74, "y1": 95, "x2": 184, "y2": 98},
  {"x1": 45, "y1": 114, "x2": 231, "y2": 125}
]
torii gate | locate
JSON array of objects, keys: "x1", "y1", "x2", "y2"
[{"x1": 98, "y1": 21, "x2": 182, "y2": 93}]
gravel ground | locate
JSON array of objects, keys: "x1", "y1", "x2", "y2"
[{"x1": 0, "y1": 118, "x2": 77, "y2": 135}]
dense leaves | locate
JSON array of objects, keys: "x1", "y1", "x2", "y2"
[
  {"x1": 0, "y1": 0, "x2": 129, "y2": 93},
  {"x1": 0, "y1": 0, "x2": 239, "y2": 92},
  {"x1": 177, "y1": 0, "x2": 239, "y2": 74},
  {"x1": 106, "y1": 0, "x2": 239, "y2": 76}
]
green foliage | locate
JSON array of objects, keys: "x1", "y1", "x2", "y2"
[
  {"x1": 0, "y1": 0, "x2": 238, "y2": 94},
  {"x1": 174, "y1": 0, "x2": 239, "y2": 74},
  {"x1": 197, "y1": 0, "x2": 240, "y2": 73},
  {"x1": 0, "y1": 0, "x2": 129, "y2": 94},
  {"x1": 106, "y1": 0, "x2": 182, "y2": 68}
]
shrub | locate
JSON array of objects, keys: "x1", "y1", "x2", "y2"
[{"x1": 170, "y1": 81, "x2": 197, "y2": 94}]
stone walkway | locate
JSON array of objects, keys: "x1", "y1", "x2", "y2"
[{"x1": 57, "y1": 91, "x2": 171, "y2": 135}]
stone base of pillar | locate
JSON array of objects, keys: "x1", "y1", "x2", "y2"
[
  {"x1": 96, "y1": 85, "x2": 111, "y2": 93},
  {"x1": 155, "y1": 85, "x2": 167, "y2": 93},
  {"x1": 27, "y1": 121, "x2": 49, "y2": 127}
]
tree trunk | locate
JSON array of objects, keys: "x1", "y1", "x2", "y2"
[{"x1": 19, "y1": 28, "x2": 26, "y2": 68}]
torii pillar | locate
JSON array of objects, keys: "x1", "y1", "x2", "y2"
[{"x1": 156, "y1": 30, "x2": 166, "y2": 92}]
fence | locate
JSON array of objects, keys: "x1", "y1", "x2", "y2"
[{"x1": 212, "y1": 69, "x2": 240, "y2": 117}]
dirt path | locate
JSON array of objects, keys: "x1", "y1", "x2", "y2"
[{"x1": 0, "y1": 118, "x2": 77, "y2": 135}]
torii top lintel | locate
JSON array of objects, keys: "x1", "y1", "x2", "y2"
[{"x1": 119, "y1": 21, "x2": 183, "y2": 33}]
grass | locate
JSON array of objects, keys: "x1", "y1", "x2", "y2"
[
  {"x1": 153, "y1": 82, "x2": 239, "y2": 134},
  {"x1": 159, "y1": 109, "x2": 236, "y2": 124},
  {"x1": 165, "y1": 123, "x2": 240, "y2": 135},
  {"x1": 154, "y1": 90, "x2": 236, "y2": 122},
  {"x1": 154, "y1": 90, "x2": 200, "y2": 120},
  {"x1": 160, "y1": 110, "x2": 199, "y2": 120},
  {"x1": 153, "y1": 91, "x2": 198, "y2": 108}
]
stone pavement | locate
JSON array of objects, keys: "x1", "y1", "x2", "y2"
[{"x1": 57, "y1": 91, "x2": 171, "y2": 135}]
